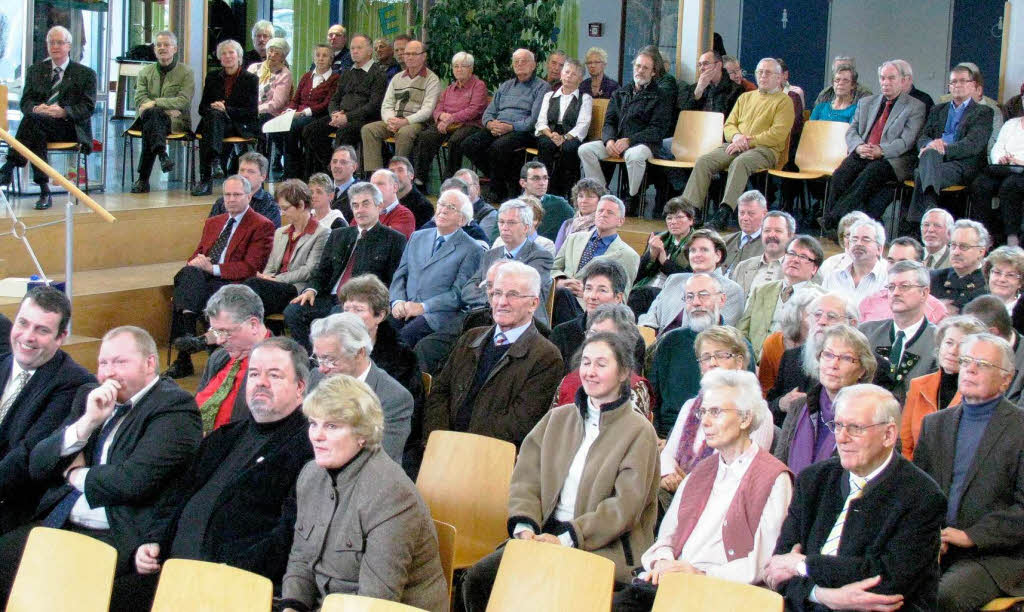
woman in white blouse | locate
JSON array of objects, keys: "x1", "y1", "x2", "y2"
[
  {"x1": 613, "y1": 369, "x2": 793, "y2": 611},
  {"x1": 971, "y1": 117, "x2": 1024, "y2": 246},
  {"x1": 534, "y1": 58, "x2": 593, "y2": 197}
]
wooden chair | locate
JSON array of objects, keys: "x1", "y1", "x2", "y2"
[
  {"x1": 650, "y1": 572, "x2": 783, "y2": 611},
  {"x1": 433, "y1": 519, "x2": 456, "y2": 604},
  {"x1": 644, "y1": 111, "x2": 725, "y2": 202},
  {"x1": 766, "y1": 119, "x2": 850, "y2": 218},
  {"x1": 891, "y1": 180, "x2": 969, "y2": 237},
  {"x1": 486, "y1": 539, "x2": 615, "y2": 611},
  {"x1": 545, "y1": 281, "x2": 557, "y2": 322},
  {"x1": 416, "y1": 431, "x2": 516, "y2": 569},
  {"x1": 6, "y1": 526, "x2": 117, "y2": 612},
  {"x1": 121, "y1": 128, "x2": 196, "y2": 189},
  {"x1": 982, "y1": 597, "x2": 1024, "y2": 611},
  {"x1": 193, "y1": 133, "x2": 256, "y2": 179},
  {"x1": 321, "y1": 593, "x2": 423, "y2": 611},
  {"x1": 421, "y1": 371, "x2": 433, "y2": 396},
  {"x1": 151, "y1": 558, "x2": 273, "y2": 611},
  {"x1": 640, "y1": 325, "x2": 657, "y2": 347}
]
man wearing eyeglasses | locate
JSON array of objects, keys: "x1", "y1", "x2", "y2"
[
  {"x1": 765, "y1": 384, "x2": 946, "y2": 612},
  {"x1": 422, "y1": 261, "x2": 563, "y2": 448},
  {"x1": 677, "y1": 50, "x2": 743, "y2": 118},
  {"x1": 930, "y1": 219, "x2": 990, "y2": 315},
  {"x1": 859, "y1": 260, "x2": 937, "y2": 403},
  {"x1": 822, "y1": 219, "x2": 889, "y2": 305},
  {"x1": 962, "y1": 294, "x2": 1024, "y2": 405},
  {"x1": 739, "y1": 234, "x2": 823, "y2": 360},
  {"x1": 901, "y1": 64, "x2": 993, "y2": 237},
  {"x1": 913, "y1": 333, "x2": 1024, "y2": 612},
  {"x1": 858, "y1": 236, "x2": 949, "y2": 325}
]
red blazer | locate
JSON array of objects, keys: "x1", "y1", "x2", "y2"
[
  {"x1": 190, "y1": 208, "x2": 275, "y2": 280},
  {"x1": 287, "y1": 71, "x2": 340, "y2": 116}
]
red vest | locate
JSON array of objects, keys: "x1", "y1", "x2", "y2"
[{"x1": 670, "y1": 448, "x2": 792, "y2": 561}]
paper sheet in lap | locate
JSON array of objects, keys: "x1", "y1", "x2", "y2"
[{"x1": 262, "y1": 109, "x2": 295, "y2": 133}]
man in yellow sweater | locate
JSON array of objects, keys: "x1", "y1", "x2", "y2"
[{"x1": 682, "y1": 58, "x2": 795, "y2": 231}]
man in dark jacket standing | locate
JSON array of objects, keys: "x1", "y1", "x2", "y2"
[{"x1": 579, "y1": 48, "x2": 671, "y2": 215}]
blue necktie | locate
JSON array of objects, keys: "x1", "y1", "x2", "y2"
[
  {"x1": 42, "y1": 402, "x2": 131, "y2": 528},
  {"x1": 576, "y1": 234, "x2": 602, "y2": 272},
  {"x1": 432, "y1": 235, "x2": 444, "y2": 255}
]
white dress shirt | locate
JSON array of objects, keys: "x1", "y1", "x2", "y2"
[
  {"x1": 212, "y1": 207, "x2": 249, "y2": 276},
  {"x1": 817, "y1": 252, "x2": 851, "y2": 280},
  {"x1": 823, "y1": 257, "x2": 888, "y2": 305},
  {"x1": 534, "y1": 89, "x2": 593, "y2": 141},
  {"x1": 643, "y1": 442, "x2": 793, "y2": 584},
  {"x1": 990, "y1": 117, "x2": 1024, "y2": 163},
  {"x1": 0, "y1": 361, "x2": 35, "y2": 410}
]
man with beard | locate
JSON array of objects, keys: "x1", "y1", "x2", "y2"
[
  {"x1": 930, "y1": 219, "x2": 989, "y2": 316},
  {"x1": 822, "y1": 219, "x2": 889, "y2": 305},
  {"x1": 730, "y1": 209, "x2": 796, "y2": 295},
  {"x1": 921, "y1": 208, "x2": 953, "y2": 270},
  {"x1": 860, "y1": 260, "x2": 937, "y2": 403},
  {"x1": 648, "y1": 274, "x2": 755, "y2": 439},
  {"x1": 767, "y1": 292, "x2": 859, "y2": 426}
]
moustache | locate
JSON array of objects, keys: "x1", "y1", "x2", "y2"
[{"x1": 765, "y1": 236, "x2": 781, "y2": 245}]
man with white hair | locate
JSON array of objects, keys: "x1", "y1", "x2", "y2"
[
  {"x1": 309, "y1": 313, "x2": 412, "y2": 462},
  {"x1": 913, "y1": 333, "x2": 1024, "y2": 611},
  {"x1": 930, "y1": 219, "x2": 990, "y2": 315},
  {"x1": 921, "y1": 208, "x2": 953, "y2": 269},
  {"x1": 454, "y1": 169, "x2": 498, "y2": 241},
  {"x1": 765, "y1": 384, "x2": 946, "y2": 611},
  {"x1": 729, "y1": 208, "x2": 796, "y2": 294},
  {"x1": 680, "y1": 58, "x2": 795, "y2": 231},
  {"x1": 423, "y1": 261, "x2": 563, "y2": 448},
  {"x1": 389, "y1": 189, "x2": 484, "y2": 348},
  {"x1": 463, "y1": 49, "x2": 550, "y2": 202},
  {"x1": 578, "y1": 48, "x2": 673, "y2": 215},
  {"x1": 325, "y1": 24, "x2": 353, "y2": 73},
  {"x1": 722, "y1": 190, "x2": 770, "y2": 272},
  {"x1": 892, "y1": 58, "x2": 934, "y2": 114},
  {"x1": 0, "y1": 26, "x2": 96, "y2": 210},
  {"x1": 243, "y1": 20, "x2": 274, "y2": 67},
  {"x1": 822, "y1": 219, "x2": 888, "y2": 304}
]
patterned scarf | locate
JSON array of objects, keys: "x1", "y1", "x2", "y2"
[
  {"x1": 674, "y1": 392, "x2": 714, "y2": 473},
  {"x1": 568, "y1": 210, "x2": 596, "y2": 235}
]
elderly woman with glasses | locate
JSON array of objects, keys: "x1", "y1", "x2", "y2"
[
  {"x1": 809, "y1": 64, "x2": 858, "y2": 123},
  {"x1": 983, "y1": 246, "x2": 1024, "y2": 313},
  {"x1": 613, "y1": 370, "x2": 792, "y2": 611},
  {"x1": 774, "y1": 324, "x2": 877, "y2": 474},
  {"x1": 660, "y1": 326, "x2": 774, "y2": 504},
  {"x1": 580, "y1": 46, "x2": 619, "y2": 99},
  {"x1": 900, "y1": 315, "x2": 987, "y2": 459}
]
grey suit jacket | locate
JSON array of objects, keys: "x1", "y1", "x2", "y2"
[
  {"x1": 845, "y1": 92, "x2": 926, "y2": 180},
  {"x1": 859, "y1": 318, "x2": 937, "y2": 403},
  {"x1": 463, "y1": 241, "x2": 555, "y2": 326},
  {"x1": 722, "y1": 231, "x2": 765, "y2": 272},
  {"x1": 390, "y1": 228, "x2": 485, "y2": 331},
  {"x1": 262, "y1": 222, "x2": 330, "y2": 291},
  {"x1": 638, "y1": 270, "x2": 745, "y2": 330},
  {"x1": 913, "y1": 397, "x2": 1024, "y2": 596}
]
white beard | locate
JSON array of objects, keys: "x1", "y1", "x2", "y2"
[
  {"x1": 801, "y1": 334, "x2": 822, "y2": 380},
  {"x1": 686, "y1": 305, "x2": 720, "y2": 333}
]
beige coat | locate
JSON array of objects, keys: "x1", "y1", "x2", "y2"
[
  {"x1": 283, "y1": 449, "x2": 447, "y2": 611},
  {"x1": 508, "y1": 395, "x2": 660, "y2": 582},
  {"x1": 552, "y1": 231, "x2": 641, "y2": 302},
  {"x1": 263, "y1": 222, "x2": 330, "y2": 292}
]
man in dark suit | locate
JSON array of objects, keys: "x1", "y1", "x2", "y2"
[
  {"x1": 193, "y1": 285, "x2": 271, "y2": 431},
  {"x1": 765, "y1": 384, "x2": 946, "y2": 611},
  {"x1": 930, "y1": 219, "x2": 989, "y2": 316},
  {"x1": 963, "y1": 295, "x2": 1024, "y2": 404},
  {"x1": 423, "y1": 261, "x2": 563, "y2": 448},
  {"x1": 904, "y1": 63, "x2": 994, "y2": 233},
  {"x1": 913, "y1": 333, "x2": 1024, "y2": 611},
  {"x1": 0, "y1": 287, "x2": 94, "y2": 534},
  {"x1": 0, "y1": 26, "x2": 96, "y2": 210},
  {"x1": 389, "y1": 155, "x2": 434, "y2": 228},
  {"x1": 328, "y1": 145, "x2": 358, "y2": 222},
  {"x1": 166, "y1": 175, "x2": 274, "y2": 378},
  {"x1": 308, "y1": 313, "x2": 412, "y2": 463},
  {"x1": 0, "y1": 326, "x2": 202, "y2": 598},
  {"x1": 823, "y1": 60, "x2": 926, "y2": 231},
  {"x1": 108, "y1": 337, "x2": 312, "y2": 611},
  {"x1": 284, "y1": 181, "x2": 407, "y2": 352},
  {"x1": 208, "y1": 152, "x2": 281, "y2": 227}
]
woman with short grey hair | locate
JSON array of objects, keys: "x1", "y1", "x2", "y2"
[
  {"x1": 249, "y1": 36, "x2": 293, "y2": 168},
  {"x1": 582, "y1": 46, "x2": 619, "y2": 99}
]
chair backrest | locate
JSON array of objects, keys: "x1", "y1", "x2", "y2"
[
  {"x1": 670, "y1": 111, "x2": 725, "y2": 163},
  {"x1": 433, "y1": 519, "x2": 456, "y2": 604},
  {"x1": 6, "y1": 527, "x2": 117, "y2": 612},
  {"x1": 587, "y1": 98, "x2": 610, "y2": 141},
  {"x1": 640, "y1": 326, "x2": 657, "y2": 347},
  {"x1": 651, "y1": 572, "x2": 784, "y2": 611},
  {"x1": 545, "y1": 281, "x2": 557, "y2": 322},
  {"x1": 151, "y1": 558, "x2": 273, "y2": 612},
  {"x1": 416, "y1": 430, "x2": 516, "y2": 569},
  {"x1": 321, "y1": 593, "x2": 424, "y2": 611},
  {"x1": 486, "y1": 539, "x2": 615, "y2": 611},
  {"x1": 793, "y1": 120, "x2": 851, "y2": 175},
  {"x1": 0, "y1": 84, "x2": 8, "y2": 131}
]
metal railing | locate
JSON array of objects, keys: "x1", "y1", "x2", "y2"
[{"x1": 0, "y1": 126, "x2": 116, "y2": 332}]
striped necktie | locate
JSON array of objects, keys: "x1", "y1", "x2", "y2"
[
  {"x1": 47, "y1": 66, "x2": 63, "y2": 104},
  {"x1": 0, "y1": 371, "x2": 30, "y2": 425},
  {"x1": 820, "y1": 475, "x2": 866, "y2": 556}
]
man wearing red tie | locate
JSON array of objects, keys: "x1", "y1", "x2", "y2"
[{"x1": 165, "y1": 175, "x2": 274, "y2": 378}]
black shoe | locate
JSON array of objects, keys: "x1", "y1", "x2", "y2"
[
  {"x1": 160, "y1": 154, "x2": 175, "y2": 174},
  {"x1": 163, "y1": 356, "x2": 194, "y2": 379},
  {"x1": 191, "y1": 180, "x2": 212, "y2": 196},
  {"x1": 33, "y1": 192, "x2": 52, "y2": 210},
  {"x1": 704, "y1": 205, "x2": 735, "y2": 232},
  {"x1": 212, "y1": 161, "x2": 225, "y2": 179},
  {"x1": 172, "y1": 334, "x2": 209, "y2": 355},
  {"x1": 0, "y1": 165, "x2": 12, "y2": 187},
  {"x1": 130, "y1": 179, "x2": 150, "y2": 193}
]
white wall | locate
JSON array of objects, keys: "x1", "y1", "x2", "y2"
[
  {"x1": 714, "y1": 0, "x2": 742, "y2": 58},
  {"x1": 577, "y1": 0, "x2": 622, "y2": 83},
  {"x1": 1007, "y1": 0, "x2": 1024, "y2": 100}
]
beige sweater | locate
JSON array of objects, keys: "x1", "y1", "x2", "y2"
[{"x1": 724, "y1": 89, "x2": 795, "y2": 159}]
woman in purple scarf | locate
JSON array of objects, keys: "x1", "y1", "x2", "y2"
[{"x1": 773, "y1": 324, "x2": 877, "y2": 474}]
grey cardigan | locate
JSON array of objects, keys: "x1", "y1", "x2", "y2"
[{"x1": 283, "y1": 450, "x2": 447, "y2": 611}]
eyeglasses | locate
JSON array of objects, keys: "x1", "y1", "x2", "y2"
[
  {"x1": 949, "y1": 78, "x2": 974, "y2": 85},
  {"x1": 665, "y1": 213, "x2": 692, "y2": 222},
  {"x1": 311, "y1": 355, "x2": 340, "y2": 370},
  {"x1": 497, "y1": 219, "x2": 522, "y2": 227},
  {"x1": 990, "y1": 268, "x2": 1022, "y2": 280},
  {"x1": 958, "y1": 356, "x2": 1009, "y2": 372},
  {"x1": 847, "y1": 235, "x2": 877, "y2": 245},
  {"x1": 684, "y1": 290, "x2": 719, "y2": 303},
  {"x1": 811, "y1": 310, "x2": 847, "y2": 323},
  {"x1": 785, "y1": 250, "x2": 817, "y2": 264},
  {"x1": 488, "y1": 290, "x2": 536, "y2": 301},
  {"x1": 825, "y1": 420, "x2": 890, "y2": 437},
  {"x1": 698, "y1": 351, "x2": 737, "y2": 365},
  {"x1": 950, "y1": 242, "x2": 983, "y2": 251},
  {"x1": 885, "y1": 283, "x2": 926, "y2": 293},
  {"x1": 404, "y1": 50, "x2": 425, "y2": 56},
  {"x1": 208, "y1": 325, "x2": 242, "y2": 341},
  {"x1": 436, "y1": 202, "x2": 460, "y2": 214},
  {"x1": 820, "y1": 349, "x2": 860, "y2": 365},
  {"x1": 695, "y1": 406, "x2": 739, "y2": 419}
]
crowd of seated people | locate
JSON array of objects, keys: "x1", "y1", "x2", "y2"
[{"x1": 5, "y1": 23, "x2": 1024, "y2": 612}]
